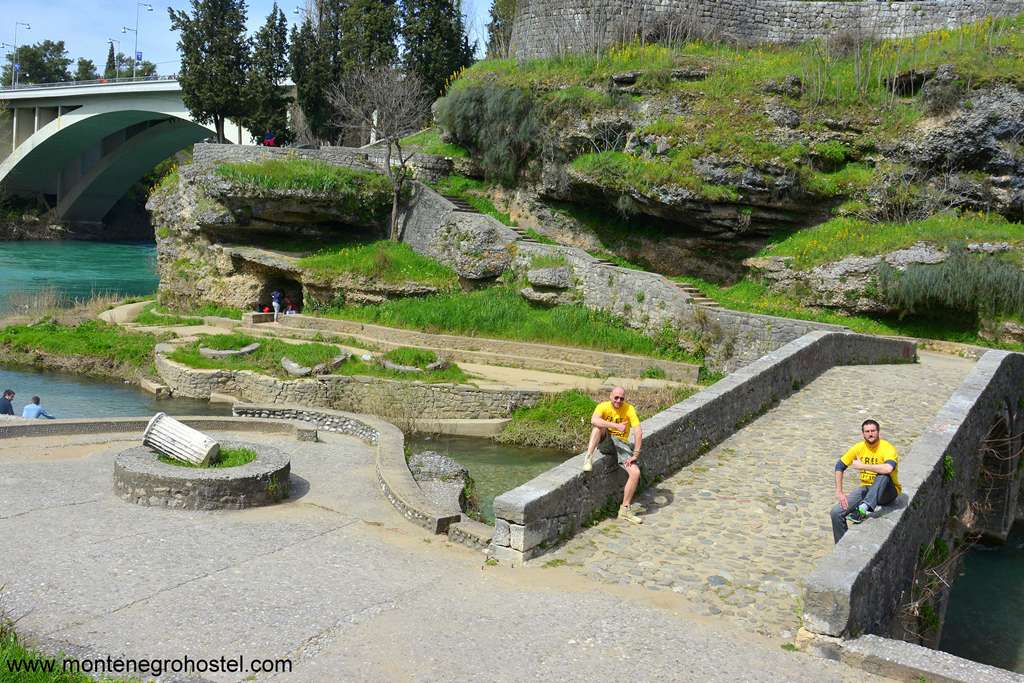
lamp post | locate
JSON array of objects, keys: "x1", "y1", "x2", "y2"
[
  {"x1": 108, "y1": 38, "x2": 121, "y2": 80},
  {"x1": 124, "y1": 2, "x2": 153, "y2": 79},
  {"x1": 11, "y1": 21, "x2": 30, "y2": 88}
]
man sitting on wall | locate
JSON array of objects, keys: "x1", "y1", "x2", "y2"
[
  {"x1": 21, "y1": 395, "x2": 56, "y2": 420},
  {"x1": 584, "y1": 387, "x2": 644, "y2": 524},
  {"x1": 830, "y1": 419, "x2": 901, "y2": 543}
]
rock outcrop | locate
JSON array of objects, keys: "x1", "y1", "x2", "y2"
[{"x1": 407, "y1": 450, "x2": 473, "y2": 515}]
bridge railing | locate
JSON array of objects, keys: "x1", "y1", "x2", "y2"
[{"x1": 0, "y1": 75, "x2": 178, "y2": 92}]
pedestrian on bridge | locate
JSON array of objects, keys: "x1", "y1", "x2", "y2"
[
  {"x1": 830, "y1": 419, "x2": 901, "y2": 542},
  {"x1": 583, "y1": 387, "x2": 644, "y2": 524}
]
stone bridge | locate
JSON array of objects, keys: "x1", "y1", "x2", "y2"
[
  {"x1": 491, "y1": 332, "x2": 1024, "y2": 680},
  {"x1": 0, "y1": 79, "x2": 250, "y2": 223}
]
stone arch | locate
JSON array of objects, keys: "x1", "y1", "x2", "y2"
[{"x1": 0, "y1": 94, "x2": 222, "y2": 222}]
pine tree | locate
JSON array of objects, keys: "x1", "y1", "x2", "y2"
[
  {"x1": 401, "y1": 0, "x2": 475, "y2": 98},
  {"x1": 74, "y1": 58, "x2": 99, "y2": 82},
  {"x1": 485, "y1": 0, "x2": 516, "y2": 58},
  {"x1": 104, "y1": 43, "x2": 117, "y2": 79},
  {"x1": 242, "y1": 3, "x2": 291, "y2": 143},
  {"x1": 169, "y1": 0, "x2": 251, "y2": 142}
]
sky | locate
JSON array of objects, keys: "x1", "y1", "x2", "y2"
[{"x1": 1, "y1": 0, "x2": 492, "y2": 76}]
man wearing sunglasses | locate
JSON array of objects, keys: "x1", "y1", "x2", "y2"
[{"x1": 584, "y1": 387, "x2": 644, "y2": 524}]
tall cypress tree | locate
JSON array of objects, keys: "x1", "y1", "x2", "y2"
[
  {"x1": 337, "y1": 0, "x2": 398, "y2": 71},
  {"x1": 103, "y1": 43, "x2": 117, "y2": 79},
  {"x1": 485, "y1": 0, "x2": 516, "y2": 58},
  {"x1": 401, "y1": 0, "x2": 475, "y2": 98},
  {"x1": 169, "y1": 0, "x2": 251, "y2": 142},
  {"x1": 243, "y1": 3, "x2": 291, "y2": 143},
  {"x1": 290, "y1": 1, "x2": 346, "y2": 143}
]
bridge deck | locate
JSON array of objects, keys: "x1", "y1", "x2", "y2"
[{"x1": 546, "y1": 351, "x2": 976, "y2": 638}]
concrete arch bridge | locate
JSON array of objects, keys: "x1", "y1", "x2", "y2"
[{"x1": 0, "y1": 79, "x2": 251, "y2": 223}]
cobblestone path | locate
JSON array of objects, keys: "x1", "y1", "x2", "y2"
[{"x1": 546, "y1": 351, "x2": 976, "y2": 639}]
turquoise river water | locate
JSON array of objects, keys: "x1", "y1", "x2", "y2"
[
  {"x1": 0, "y1": 239, "x2": 1018, "y2": 672},
  {"x1": 0, "y1": 241, "x2": 158, "y2": 313}
]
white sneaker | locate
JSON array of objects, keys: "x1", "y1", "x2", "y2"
[
  {"x1": 582, "y1": 452, "x2": 593, "y2": 472},
  {"x1": 618, "y1": 505, "x2": 643, "y2": 524}
]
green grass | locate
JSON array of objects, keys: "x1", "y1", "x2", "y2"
[
  {"x1": 524, "y1": 228, "x2": 557, "y2": 244},
  {"x1": 382, "y1": 347, "x2": 438, "y2": 367},
  {"x1": 570, "y1": 151, "x2": 741, "y2": 202},
  {"x1": 675, "y1": 275, "x2": 1024, "y2": 351},
  {"x1": 321, "y1": 285, "x2": 700, "y2": 363},
  {"x1": 761, "y1": 212, "x2": 1024, "y2": 269},
  {"x1": 0, "y1": 320, "x2": 160, "y2": 369},
  {"x1": 445, "y1": 15, "x2": 1024, "y2": 195},
  {"x1": 497, "y1": 387, "x2": 697, "y2": 451},
  {"x1": 297, "y1": 240, "x2": 459, "y2": 288},
  {"x1": 1, "y1": 628, "x2": 133, "y2": 682},
  {"x1": 400, "y1": 128, "x2": 469, "y2": 158},
  {"x1": 214, "y1": 159, "x2": 393, "y2": 222},
  {"x1": 190, "y1": 304, "x2": 244, "y2": 320},
  {"x1": 158, "y1": 446, "x2": 258, "y2": 468},
  {"x1": 529, "y1": 254, "x2": 568, "y2": 269},
  {"x1": 801, "y1": 162, "x2": 876, "y2": 198},
  {"x1": 134, "y1": 304, "x2": 203, "y2": 327},
  {"x1": 170, "y1": 333, "x2": 467, "y2": 382},
  {"x1": 433, "y1": 175, "x2": 516, "y2": 226}
]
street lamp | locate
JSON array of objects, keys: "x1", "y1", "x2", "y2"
[
  {"x1": 108, "y1": 38, "x2": 121, "y2": 80},
  {"x1": 124, "y1": 2, "x2": 153, "y2": 79},
  {"x1": 11, "y1": 21, "x2": 30, "y2": 88}
]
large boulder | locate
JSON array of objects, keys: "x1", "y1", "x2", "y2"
[
  {"x1": 527, "y1": 266, "x2": 572, "y2": 289},
  {"x1": 408, "y1": 451, "x2": 472, "y2": 514}
]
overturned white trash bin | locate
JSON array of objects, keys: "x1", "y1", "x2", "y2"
[{"x1": 143, "y1": 412, "x2": 220, "y2": 466}]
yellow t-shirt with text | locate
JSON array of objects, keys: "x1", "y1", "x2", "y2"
[
  {"x1": 593, "y1": 401, "x2": 640, "y2": 441},
  {"x1": 841, "y1": 438, "x2": 901, "y2": 493}
]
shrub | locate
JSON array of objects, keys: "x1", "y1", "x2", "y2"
[
  {"x1": 383, "y1": 347, "x2": 438, "y2": 367},
  {"x1": 877, "y1": 244, "x2": 1024, "y2": 319},
  {"x1": 435, "y1": 82, "x2": 541, "y2": 184}
]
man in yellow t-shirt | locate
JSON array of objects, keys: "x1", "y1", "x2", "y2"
[
  {"x1": 830, "y1": 419, "x2": 902, "y2": 542},
  {"x1": 584, "y1": 387, "x2": 644, "y2": 524}
]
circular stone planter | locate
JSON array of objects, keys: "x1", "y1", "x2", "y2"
[{"x1": 113, "y1": 441, "x2": 291, "y2": 510}]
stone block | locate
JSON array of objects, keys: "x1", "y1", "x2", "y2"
[
  {"x1": 527, "y1": 266, "x2": 572, "y2": 289},
  {"x1": 487, "y1": 543, "x2": 525, "y2": 568},
  {"x1": 492, "y1": 518, "x2": 511, "y2": 547}
]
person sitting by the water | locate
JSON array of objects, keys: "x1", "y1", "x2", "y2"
[
  {"x1": 0, "y1": 389, "x2": 15, "y2": 415},
  {"x1": 21, "y1": 396, "x2": 55, "y2": 420},
  {"x1": 830, "y1": 419, "x2": 901, "y2": 543}
]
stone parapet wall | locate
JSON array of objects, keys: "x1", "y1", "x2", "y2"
[
  {"x1": 489, "y1": 331, "x2": 917, "y2": 565},
  {"x1": 191, "y1": 143, "x2": 455, "y2": 184},
  {"x1": 156, "y1": 355, "x2": 541, "y2": 420},
  {"x1": 802, "y1": 350, "x2": 1024, "y2": 642},
  {"x1": 510, "y1": 0, "x2": 1024, "y2": 58}
]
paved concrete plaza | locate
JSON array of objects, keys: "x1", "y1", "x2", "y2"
[
  {"x1": 0, "y1": 427, "x2": 890, "y2": 681},
  {"x1": 548, "y1": 351, "x2": 976, "y2": 639}
]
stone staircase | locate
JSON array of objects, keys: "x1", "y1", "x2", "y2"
[
  {"x1": 440, "y1": 191, "x2": 720, "y2": 308},
  {"x1": 672, "y1": 281, "x2": 721, "y2": 309}
]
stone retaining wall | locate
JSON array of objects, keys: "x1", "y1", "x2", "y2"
[
  {"x1": 189, "y1": 144, "x2": 849, "y2": 371},
  {"x1": 113, "y1": 441, "x2": 291, "y2": 510},
  {"x1": 232, "y1": 404, "x2": 462, "y2": 534},
  {"x1": 802, "y1": 350, "x2": 1024, "y2": 645},
  {"x1": 489, "y1": 331, "x2": 916, "y2": 565},
  {"x1": 156, "y1": 354, "x2": 541, "y2": 420},
  {"x1": 248, "y1": 311, "x2": 700, "y2": 382},
  {"x1": 510, "y1": 0, "x2": 1024, "y2": 58}
]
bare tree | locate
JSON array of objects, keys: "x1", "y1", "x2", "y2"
[{"x1": 329, "y1": 66, "x2": 431, "y2": 241}]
